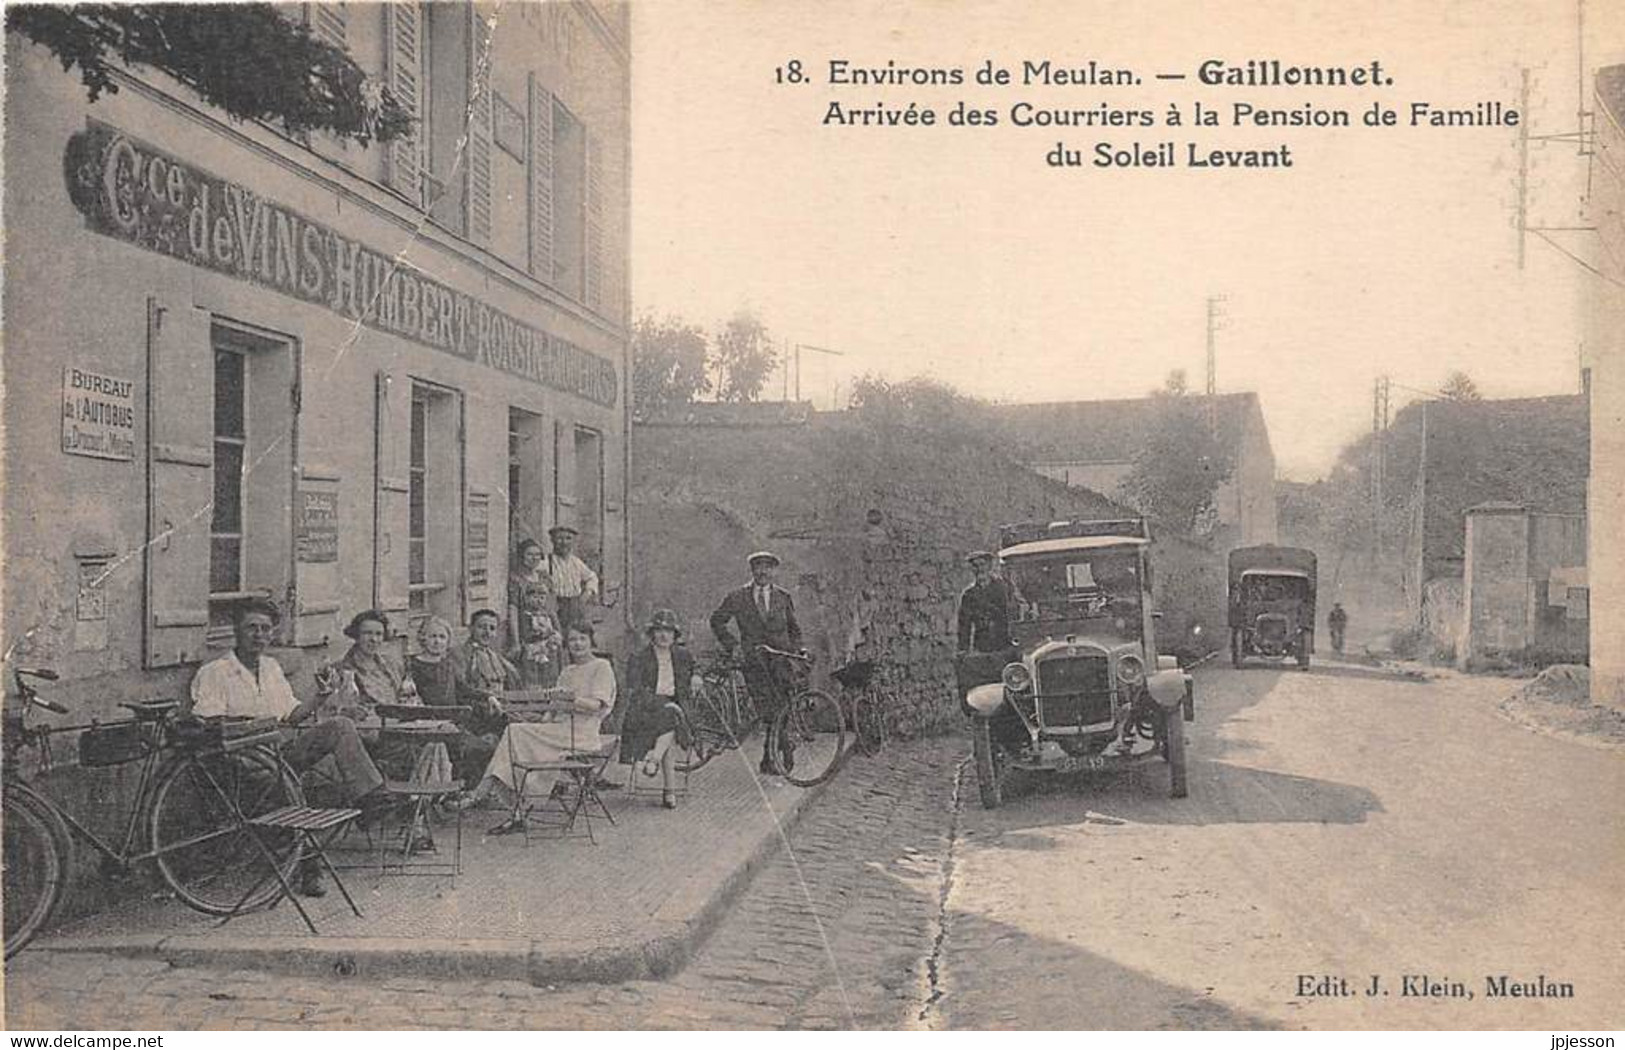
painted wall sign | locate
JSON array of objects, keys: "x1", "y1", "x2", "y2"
[
  {"x1": 65, "y1": 121, "x2": 619, "y2": 408},
  {"x1": 61, "y1": 366, "x2": 136, "y2": 461},
  {"x1": 296, "y1": 489, "x2": 339, "y2": 563}
]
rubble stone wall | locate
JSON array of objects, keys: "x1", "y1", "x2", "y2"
[{"x1": 631, "y1": 412, "x2": 1226, "y2": 737}]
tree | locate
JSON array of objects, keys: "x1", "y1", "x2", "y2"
[
  {"x1": 1116, "y1": 376, "x2": 1235, "y2": 534},
  {"x1": 7, "y1": 4, "x2": 411, "y2": 147},
  {"x1": 711, "y1": 311, "x2": 778, "y2": 403},
  {"x1": 631, "y1": 314, "x2": 711, "y2": 415},
  {"x1": 1439, "y1": 370, "x2": 1482, "y2": 401}
]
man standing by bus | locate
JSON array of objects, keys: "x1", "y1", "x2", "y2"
[{"x1": 957, "y1": 551, "x2": 1013, "y2": 654}]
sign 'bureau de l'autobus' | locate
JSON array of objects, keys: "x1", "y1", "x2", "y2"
[{"x1": 64, "y1": 121, "x2": 618, "y2": 408}]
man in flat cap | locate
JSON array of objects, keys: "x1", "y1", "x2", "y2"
[
  {"x1": 957, "y1": 551, "x2": 1014, "y2": 655},
  {"x1": 546, "y1": 524, "x2": 599, "y2": 631},
  {"x1": 710, "y1": 551, "x2": 803, "y2": 774}
]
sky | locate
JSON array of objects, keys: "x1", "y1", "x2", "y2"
[{"x1": 629, "y1": 0, "x2": 1625, "y2": 480}]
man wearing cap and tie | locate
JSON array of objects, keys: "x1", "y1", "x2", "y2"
[
  {"x1": 547, "y1": 524, "x2": 600, "y2": 630},
  {"x1": 710, "y1": 551, "x2": 802, "y2": 774},
  {"x1": 957, "y1": 551, "x2": 1014, "y2": 654}
]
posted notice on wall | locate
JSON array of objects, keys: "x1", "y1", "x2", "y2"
[{"x1": 61, "y1": 365, "x2": 135, "y2": 461}]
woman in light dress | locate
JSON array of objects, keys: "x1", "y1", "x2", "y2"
[{"x1": 454, "y1": 623, "x2": 617, "y2": 834}]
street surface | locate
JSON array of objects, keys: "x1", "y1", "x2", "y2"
[{"x1": 6, "y1": 659, "x2": 1621, "y2": 1030}]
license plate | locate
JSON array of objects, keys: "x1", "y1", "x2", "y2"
[{"x1": 1055, "y1": 754, "x2": 1110, "y2": 773}]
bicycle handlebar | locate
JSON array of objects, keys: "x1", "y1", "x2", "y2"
[
  {"x1": 12, "y1": 667, "x2": 69, "y2": 715},
  {"x1": 755, "y1": 644, "x2": 812, "y2": 665}
]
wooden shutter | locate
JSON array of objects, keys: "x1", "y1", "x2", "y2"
[
  {"x1": 527, "y1": 76, "x2": 555, "y2": 281},
  {"x1": 584, "y1": 131, "x2": 604, "y2": 312},
  {"x1": 374, "y1": 371, "x2": 412, "y2": 628},
  {"x1": 384, "y1": 3, "x2": 423, "y2": 205},
  {"x1": 307, "y1": 2, "x2": 347, "y2": 49},
  {"x1": 145, "y1": 298, "x2": 213, "y2": 668},
  {"x1": 553, "y1": 418, "x2": 573, "y2": 529},
  {"x1": 291, "y1": 468, "x2": 343, "y2": 647},
  {"x1": 466, "y1": 5, "x2": 494, "y2": 245}
]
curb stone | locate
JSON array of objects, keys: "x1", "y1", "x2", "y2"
[{"x1": 31, "y1": 776, "x2": 832, "y2": 987}]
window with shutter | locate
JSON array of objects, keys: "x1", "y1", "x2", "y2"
[
  {"x1": 528, "y1": 76, "x2": 555, "y2": 281},
  {"x1": 307, "y1": 2, "x2": 347, "y2": 50},
  {"x1": 584, "y1": 132, "x2": 604, "y2": 313},
  {"x1": 145, "y1": 299, "x2": 213, "y2": 668},
  {"x1": 384, "y1": 3, "x2": 423, "y2": 205},
  {"x1": 551, "y1": 102, "x2": 585, "y2": 298},
  {"x1": 374, "y1": 370, "x2": 413, "y2": 625},
  {"x1": 466, "y1": 5, "x2": 494, "y2": 245}
]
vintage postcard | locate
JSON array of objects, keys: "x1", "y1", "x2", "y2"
[{"x1": 2, "y1": 0, "x2": 1621, "y2": 1034}]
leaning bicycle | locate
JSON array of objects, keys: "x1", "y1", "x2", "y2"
[
  {"x1": 3, "y1": 667, "x2": 304, "y2": 958},
  {"x1": 673, "y1": 652, "x2": 762, "y2": 773},
  {"x1": 830, "y1": 658, "x2": 889, "y2": 759},
  {"x1": 757, "y1": 647, "x2": 846, "y2": 788}
]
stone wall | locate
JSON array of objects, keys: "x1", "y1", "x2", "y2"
[{"x1": 631, "y1": 410, "x2": 1226, "y2": 737}]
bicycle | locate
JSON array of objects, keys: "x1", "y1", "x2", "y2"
[
  {"x1": 673, "y1": 652, "x2": 762, "y2": 773},
  {"x1": 2, "y1": 667, "x2": 305, "y2": 958},
  {"x1": 830, "y1": 658, "x2": 888, "y2": 759},
  {"x1": 756, "y1": 646, "x2": 845, "y2": 788}
]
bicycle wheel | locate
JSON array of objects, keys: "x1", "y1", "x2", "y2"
[
  {"x1": 4, "y1": 783, "x2": 71, "y2": 958},
  {"x1": 676, "y1": 676, "x2": 745, "y2": 773},
  {"x1": 852, "y1": 693, "x2": 888, "y2": 757},
  {"x1": 730, "y1": 671, "x2": 762, "y2": 746},
  {"x1": 771, "y1": 688, "x2": 846, "y2": 787},
  {"x1": 149, "y1": 747, "x2": 303, "y2": 915}
]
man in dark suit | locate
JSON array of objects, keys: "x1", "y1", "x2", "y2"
[
  {"x1": 710, "y1": 551, "x2": 803, "y2": 774},
  {"x1": 957, "y1": 551, "x2": 1014, "y2": 654}
]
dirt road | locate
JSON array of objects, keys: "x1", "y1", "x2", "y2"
[{"x1": 933, "y1": 659, "x2": 1625, "y2": 1030}]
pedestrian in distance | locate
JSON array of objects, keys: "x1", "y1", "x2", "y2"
[
  {"x1": 710, "y1": 551, "x2": 803, "y2": 775},
  {"x1": 1328, "y1": 602, "x2": 1349, "y2": 655}
]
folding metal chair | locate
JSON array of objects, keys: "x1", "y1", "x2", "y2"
[
  {"x1": 222, "y1": 805, "x2": 363, "y2": 933},
  {"x1": 498, "y1": 688, "x2": 600, "y2": 843},
  {"x1": 370, "y1": 704, "x2": 470, "y2": 876}
]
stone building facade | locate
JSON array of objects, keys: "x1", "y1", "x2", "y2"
[{"x1": 3, "y1": 4, "x2": 632, "y2": 719}]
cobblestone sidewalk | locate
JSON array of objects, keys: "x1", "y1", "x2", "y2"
[{"x1": 5, "y1": 738, "x2": 966, "y2": 1030}]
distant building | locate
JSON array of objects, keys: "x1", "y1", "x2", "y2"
[
  {"x1": 987, "y1": 393, "x2": 1279, "y2": 549},
  {"x1": 1404, "y1": 396, "x2": 1589, "y2": 663},
  {"x1": 1583, "y1": 65, "x2": 1625, "y2": 704}
]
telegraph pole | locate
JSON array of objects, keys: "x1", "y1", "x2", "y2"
[
  {"x1": 1371, "y1": 375, "x2": 1391, "y2": 564},
  {"x1": 1516, "y1": 67, "x2": 1531, "y2": 269},
  {"x1": 1205, "y1": 295, "x2": 1226, "y2": 432}
]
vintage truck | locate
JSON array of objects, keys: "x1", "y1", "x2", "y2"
[
  {"x1": 1227, "y1": 545, "x2": 1318, "y2": 669},
  {"x1": 957, "y1": 518, "x2": 1193, "y2": 808}
]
